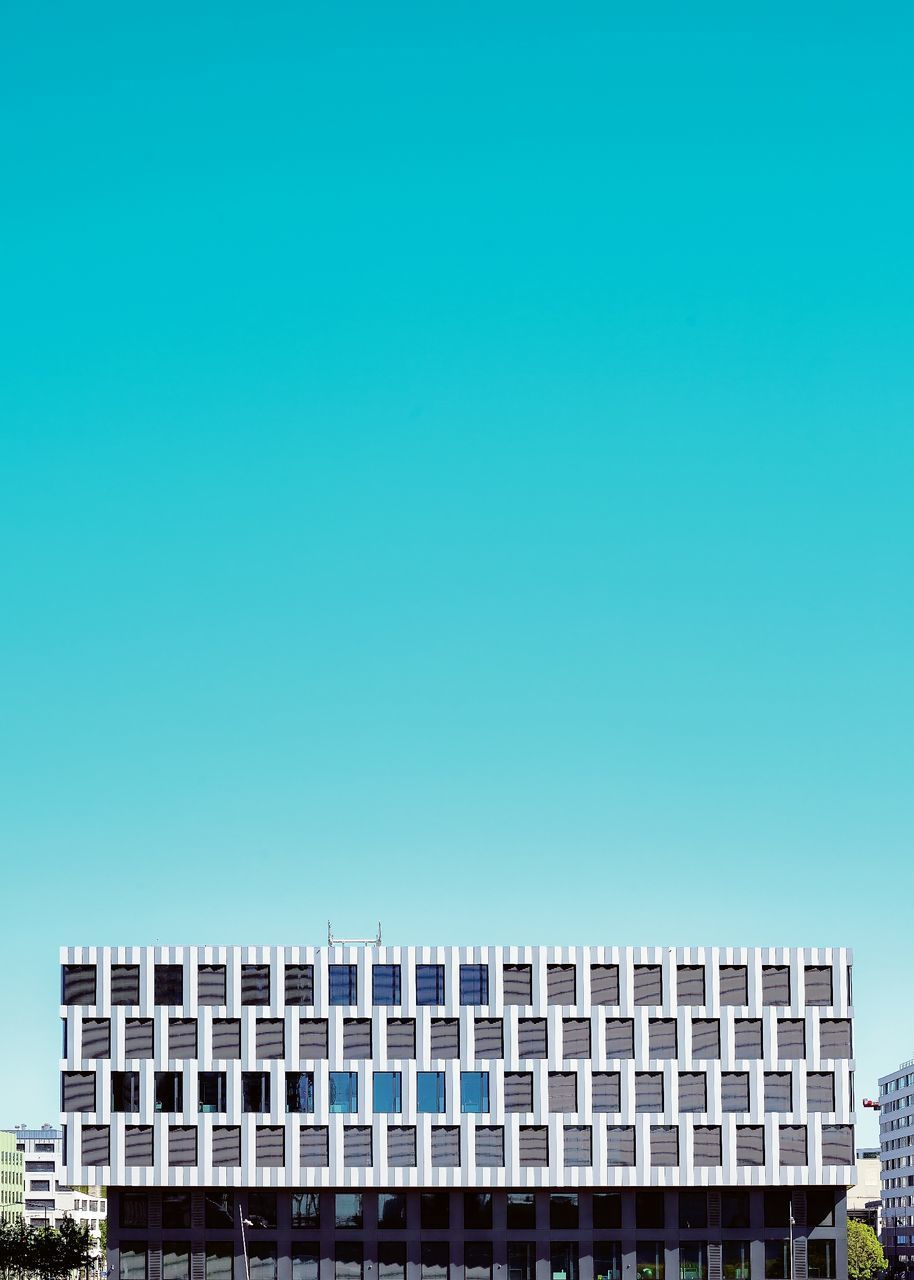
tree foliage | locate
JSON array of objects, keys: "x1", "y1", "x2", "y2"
[
  {"x1": 0, "y1": 1216, "x2": 97, "y2": 1280},
  {"x1": 848, "y1": 1219, "x2": 888, "y2": 1280}
]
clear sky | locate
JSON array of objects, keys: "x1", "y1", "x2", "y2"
[{"x1": 1, "y1": 3, "x2": 912, "y2": 1144}]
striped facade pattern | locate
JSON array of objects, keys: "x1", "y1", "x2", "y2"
[{"x1": 60, "y1": 945, "x2": 855, "y2": 1191}]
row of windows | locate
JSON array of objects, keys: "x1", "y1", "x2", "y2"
[
  {"x1": 64, "y1": 1013, "x2": 855, "y2": 1061},
  {"x1": 68, "y1": 1066, "x2": 843, "y2": 1116},
  {"x1": 118, "y1": 1187, "x2": 838, "y2": 1232},
  {"x1": 62, "y1": 963, "x2": 843, "y2": 1010},
  {"x1": 883, "y1": 1073, "x2": 914, "y2": 1094},
  {"x1": 116, "y1": 1237, "x2": 840, "y2": 1280},
  {"x1": 74, "y1": 1121, "x2": 856, "y2": 1168}
]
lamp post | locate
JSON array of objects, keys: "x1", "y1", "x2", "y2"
[
  {"x1": 238, "y1": 1208, "x2": 253, "y2": 1280},
  {"x1": 788, "y1": 1200, "x2": 795, "y2": 1280}
]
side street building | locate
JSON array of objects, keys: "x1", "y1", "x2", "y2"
[
  {"x1": 879, "y1": 1057, "x2": 914, "y2": 1276},
  {"x1": 59, "y1": 945, "x2": 855, "y2": 1280},
  {"x1": 4, "y1": 1124, "x2": 106, "y2": 1236},
  {"x1": 0, "y1": 1128, "x2": 24, "y2": 1223}
]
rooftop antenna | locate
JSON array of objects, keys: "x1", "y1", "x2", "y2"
[{"x1": 328, "y1": 920, "x2": 382, "y2": 946}]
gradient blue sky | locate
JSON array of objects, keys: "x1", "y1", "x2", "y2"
[{"x1": 2, "y1": 3, "x2": 912, "y2": 1142}]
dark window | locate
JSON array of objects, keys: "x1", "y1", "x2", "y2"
[
  {"x1": 336, "y1": 1244, "x2": 362, "y2": 1280},
  {"x1": 378, "y1": 1245, "x2": 406, "y2": 1280},
  {"x1": 518, "y1": 1125, "x2": 548, "y2": 1166},
  {"x1": 388, "y1": 1125, "x2": 417, "y2": 1167},
  {"x1": 256, "y1": 1018, "x2": 285, "y2": 1058},
  {"x1": 507, "y1": 1192, "x2": 536, "y2": 1229},
  {"x1": 592, "y1": 1072, "x2": 621, "y2": 1112},
  {"x1": 605, "y1": 1018, "x2": 634, "y2": 1058},
  {"x1": 806, "y1": 1241, "x2": 836, "y2": 1280},
  {"x1": 504, "y1": 1072, "x2": 534, "y2": 1112},
  {"x1": 286, "y1": 1072, "x2": 314, "y2": 1113},
  {"x1": 386, "y1": 1018, "x2": 416, "y2": 1058},
  {"x1": 691, "y1": 1019, "x2": 720, "y2": 1059},
  {"x1": 421, "y1": 1245, "x2": 447, "y2": 1280},
  {"x1": 678, "y1": 1072, "x2": 707, "y2": 1112},
  {"x1": 342, "y1": 1019, "x2": 372, "y2": 1058},
  {"x1": 257, "y1": 1125, "x2": 285, "y2": 1168},
  {"x1": 648, "y1": 1018, "x2": 677, "y2": 1058},
  {"x1": 508, "y1": 1244, "x2": 535, "y2": 1280},
  {"x1": 62, "y1": 965, "x2": 96, "y2": 1005},
  {"x1": 111, "y1": 1072, "x2": 140, "y2": 1113},
  {"x1": 111, "y1": 965, "x2": 140, "y2": 1005},
  {"x1": 81, "y1": 1124, "x2": 110, "y2": 1165},
  {"x1": 762, "y1": 965, "x2": 791, "y2": 1005},
  {"x1": 241, "y1": 964, "x2": 270, "y2": 1005},
  {"x1": 416, "y1": 964, "x2": 446, "y2": 1004},
  {"x1": 633, "y1": 965, "x2": 662, "y2": 1005},
  {"x1": 650, "y1": 1125, "x2": 678, "y2": 1166},
  {"x1": 721, "y1": 1073, "x2": 750, "y2": 1112},
  {"x1": 168, "y1": 1018, "x2": 197, "y2": 1058},
  {"x1": 549, "y1": 1072, "x2": 577, "y2": 1112},
  {"x1": 547, "y1": 964, "x2": 576, "y2": 1004},
  {"x1": 162, "y1": 1192, "x2": 191, "y2": 1229},
  {"x1": 465, "y1": 1243, "x2": 492, "y2": 1280},
  {"x1": 636, "y1": 1191, "x2": 665, "y2": 1230},
  {"x1": 593, "y1": 1192, "x2": 622, "y2": 1229},
  {"x1": 248, "y1": 1191, "x2": 277, "y2": 1229},
  {"x1": 594, "y1": 1245, "x2": 622, "y2": 1280},
  {"x1": 635, "y1": 1072, "x2": 664, "y2": 1112},
  {"x1": 199, "y1": 1072, "x2": 227, "y2": 1113},
  {"x1": 736, "y1": 1126, "x2": 765, "y2": 1166},
  {"x1": 154, "y1": 1072, "x2": 183, "y2": 1113},
  {"x1": 464, "y1": 1192, "x2": 492, "y2": 1229},
  {"x1": 677, "y1": 965, "x2": 705, "y2": 1005},
  {"x1": 764, "y1": 1190, "x2": 793, "y2": 1228},
  {"x1": 551, "y1": 1244, "x2": 579, "y2": 1280},
  {"x1": 154, "y1": 965, "x2": 183, "y2": 1005},
  {"x1": 300, "y1": 1127, "x2": 329, "y2": 1167},
  {"x1": 819, "y1": 1019, "x2": 852, "y2": 1058},
  {"x1": 474, "y1": 1018, "x2": 503, "y2": 1058},
  {"x1": 475, "y1": 1126, "x2": 503, "y2": 1167},
  {"x1": 460, "y1": 964, "x2": 489, "y2": 1005},
  {"x1": 204, "y1": 1191, "x2": 234, "y2": 1230},
  {"x1": 285, "y1": 964, "x2": 314, "y2": 1005},
  {"x1": 329, "y1": 965, "x2": 358, "y2": 1005},
  {"x1": 722, "y1": 1243, "x2": 751, "y2": 1280},
  {"x1": 805, "y1": 966, "x2": 833, "y2": 1005},
  {"x1": 778, "y1": 1125, "x2": 807, "y2": 1166},
  {"x1": 719, "y1": 965, "x2": 748, "y2": 1005},
  {"x1": 733, "y1": 1019, "x2": 763, "y2": 1058},
  {"x1": 168, "y1": 1126, "x2": 196, "y2": 1166},
  {"x1": 693, "y1": 1126, "x2": 722, "y2": 1167},
  {"x1": 807, "y1": 1072, "x2": 835, "y2": 1113},
  {"x1": 503, "y1": 964, "x2": 533, "y2": 1004},
  {"x1": 550, "y1": 1193, "x2": 578, "y2": 1229},
  {"x1": 241, "y1": 1072, "x2": 270, "y2": 1113},
  {"x1": 777, "y1": 1019, "x2": 805, "y2": 1057},
  {"x1": 678, "y1": 1245, "x2": 707, "y2": 1280},
  {"x1": 299, "y1": 1019, "x2": 329, "y2": 1058},
  {"x1": 120, "y1": 1192, "x2": 148, "y2": 1228},
  {"x1": 720, "y1": 1192, "x2": 750, "y2": 1229},
  {"x1": 197, "y1": 965, "x2": 227, "y2": 1005},
  {"x1": 212, "y1": 1018, "x2": 241, "y2": 1058},
  {"x1": 291, "y1": 1191, "x2": 320, "y2": 1228},
  {"x1": 807, "y1": 1190, "x2": 835, "y2": 1227},
  {"x1": 378, "y1": 1192, "x2": 407, "y2": 1229},
  {"x1": 679, "y1": 1192, "x2": 707, "y2": 1229},
  {"x1": 335, "y1": 1192, "x2": 362, "y2": 1229},
  {"x1": 607, "y1": 1125, "x2": 635, "y2": 1166},
  {"x1": 421, "y1": 1191, "x2": 449, "y2": 1229},
  {"x1": 431, "y1": 1125, "x2": 460, "y2": 1166},
  {"x1": 563, "y1": 1018, "x2": 591, "y2": 1058},
  {"x1": 372, "y1": 965, "x2": 401, "y2": 1005},
  {"x1": 822, "y1": 1123, "x2": 854, "y2": 1164},
  {"x1": 430, "y1": 1018, "x2": 459, "y2": 1058},
  {"x1": 517, "y1": 1018, "x2": 547, "y2": 1057},
  {"x1": 590, "y1": 964, "x2": 619, "y2": 1004},
  {"x1": 125, "y1": 1126, "x2": 154, "y2": 1166}
]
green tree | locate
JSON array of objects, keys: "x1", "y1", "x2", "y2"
[{"x1": 848, "y1": 1219, "x2": 888, "y2": 1280}]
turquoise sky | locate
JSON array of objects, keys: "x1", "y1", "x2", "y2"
[{"x1": 2, "y1": 3, "x2": 912, "y2": 1141}]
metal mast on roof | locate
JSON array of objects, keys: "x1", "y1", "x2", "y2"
[{"x1": 328, "y1": 921, "x2": 382, "y2": 946}]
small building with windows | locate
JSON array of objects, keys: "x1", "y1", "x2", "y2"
[
  {"x1": 3, "y1": 1123, "x2": 106, "y2": 1251},
  {"x1": 0, "y1": 1128, "x2": 25, "y2": 1223},
  {"x1": 59, "y1": 945, "x2": 855, "y2": 1280},
  {"x1": 879, "y1": 1058, "x2": 914, "y2": 1276}
]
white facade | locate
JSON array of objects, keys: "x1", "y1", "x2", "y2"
[
  {"x1": 60, "y1": 945, "x2": 855, "y2": 1191},
  {"x1": 8, "y1": 1125, "x2": 107, "y2": 1233}
]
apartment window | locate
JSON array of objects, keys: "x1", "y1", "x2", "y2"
[
  {"x1": 475, "y1": 1126, "x2": 504, "y2": 1167},
  {"x1": 120, "y1": 1193, "x2": 148, "y2": 1228},
  {"x1": 300, "y1": 1127, "x2": 329, "y2": 1167},
  {"x1": 336, "y1": 1245, "x2": 363, "y2": 1280},
  {"x1": 464, "y1": 1191, "x2": 492, "y2": 1229},
  {"x1": 475, "y1": 1018, "x2": 503, "y2": 1058},
  {"x1": 691, "y1": 1019, "x2": 720, "y2": 1059},
  {"x1": 807, "y1": 1241, "x2": 836, "y2": 1280},
  {"x1": 805, "y1": 965, "x2": 833, "y2": 1005},
  {"x1": 241, "y1": 964, "x2": 270, "y2": 1005},
  {"x1": 111, "y1": 1072, "x2": 140, "y2": 1113},
  {"x1": 62, "y1": 1072, "x2": 96, "y2": 1112},
  {"x1": 154, "y1": 1072, "x2": 183, "y2": 1113},
  {"x1": 169, "y1": 1018, "x2": 197, "y2": 1058},
  {"x1": 563, "y1": 1018, "x2": 591, "y2": 1058},
  {"x1": 677, "y1": 966, "x2": 705, "y2": 1005},
  {"x1": 387, "y1": 1127, "x2": 417, "y2": 1167},
  {"x1": 590, "y1": 963, "x2": 619, "y2": 1004},
  {"x1": 679, "y1": 1192, "x2": 708, "y2": 1229},
  {"x1": 336, "y1": 1193, "x2": 363, "y2": 1228},
  {"x1": 197, "y1": 964, "x2": 227, "y2": 1005},
  {"x1": 546, "y1": 964, "x2": 576, "y2": 1004},
  {"x1": 735, "y1": 1126, "x2": 765, "y2": 1166},
  {"x1": 507, "y1": 1193, "x2": 535, "y2": 1229},
  {"x1": 822, "y1": 1124, "x2": 854, "y2": 1165},
  {"x1": 204, "y1": 1191, "x2": 234, "y2": 1229},
  {"x1": 461, "y1": 1072, "x2": 490, "y2": 1113},
  {"x1": 378, "y1": 1245, "x2": 406, "y2": 1280},
  {"x1": 421, "y1": 1245, "x2": 448, "y2": 1280},
  {"x1": 285, "y1": 964, "x2": 314, "y2": 1005},
  {"x1": 329, "y1": 1072, "x2": 357, "y2": 1113},
  {"x1": 212, "y1": 1127, "x2": 240, "y2": 1167},
  {"x1": 649, "y1": 1018, "x2": 677, "y2": 1058},
  {"x1": 721, "y1": 1244, "x2": 750, "y2": 1280},
  {"x1": 762, "y1": 965, "x2": 791, "y2": 1005},
  {"x1": 721, "y1": 1073, "x2": 750, "y2": 1112},
  {"x1": 605, "y1": 1018, "x2": 634, "y2": 1058},
  {"x1": 779, "y1": 1125, "x2": 807, "y2": 1166},
  {"x1": 372, "y1": 964, "x2": 401, "y2": 1005},
  {"x1": 517, "y1": 1018, "x2": 547, "y2": 1057},
  {"x1": 721, "y1": 1192, "x2": 750, "y2": 1229},
  {"x1": 503, "y1": 964, "x2": 533, "y2": 1004},
  {"x1": 764, "y1": 1073, "x2": 793, "y2": 1111},
  {"x1": 607, "y1": 1125, "x2": 635, "y2": 1166},
  {"x1": 678, "y1": 1245, "x2": 707, "y2": 1280},
  {"x1": 417, "y1": 1071, "x2": 446, "y2": 1113},
  {"x1": 592, "y1": 1072, "x2": 621, "y2": 1112},
  {"x1": 430, "y1": 1018, "x2": 459, "y2": 1058},
  {"x1": 62, "y1": 965, "x2": 96, "y2": 1005},
  {"x1": 300, "y1": 1018, "x2": 329, "y2": 1058},
  {"x1": 421, "y1": 1192, "x2": 450, "y2": 1229},
  {"x1": 807, "y1": 1190, "x2": 835, "y2": 1227},
  {"x1": 111, "y1": 965, "x2": 140, "y2": 1005},
  {"x1": 733, "y1": 1019, "x2": 762, "y2": 1058},
  {"x1": 808, "y1": 1072, "x2": 836, "y2": 1112},
  {"x1": 386, "y1": 1018, "x2": 416, "y2": 1058},
  {"x1": 292, "y1": 1191, "x2": 321, "y2": 1228},
  {"x1": 416, "y1": 964, "x2": 445, "y2": 1005},
  {"x1": 549, "y1": 1193, "x2": 578, "y2": 1230},
  {"x1": 125, "y1": 1126, "x2": 154, "y2": 1167},
  {"x1": 719, "y1": 965, "x2": 748, "y2": 1005},
  {"x1": 508, "y1": 1244, "x2": 535, "y2": 1280},
  {"x1": 162, "y1": 1192, "x2": 192, "y2": 1229},
  {"x1": 635, "y1": 1072, "x2": 664, "y2": 1112},
  {"x1": 551, "y1": 1245, "x2": 579, "y2": 1280},
  {"x1": 651, "y1": 1126, "x2": 679, "y2": 1166},
  {"x1": 634, "y1": 964, "x2": 663, "y2": 1005},
  {"x1": 206, "y1": 1246, "x2": 233, "y2": 1280},
  {"x1": 431, "y1": 1125, "x2": 460, "y2": 1166},
  {"x1": 820, "y1": 1019, "x2": 852, "y2": 1057},
  {"x1": 241, "y1": 1072, "x2": 270, "y2": 1113},
  {"x1": 504, "y1": 1072, "x2": 534, "y2": 1112},
  {"x1": 777, "y1": 1019, "x2": 806, "y2": 1058},
  {"x1": 168, "y1": 1126, "x2": 197, "y2": 1167},
  {"x1": 678, "y1": 1072, "x2": 707, "y2": 1112},
  {"x1": 329, "y1": 965, "x2": 358, "y2": 1005},
  {"x1": 378, "y1": 1192, "x2": 407, "y2": 1229},
  {"x1": 594, "y1": 1246, "x2": 622, "y2": 1280},
  {"x1": 636, "y1": 1192, "x2": 665, "y2": 1229},
  {"x1": 373, "y1": 1071, "x2": 402, "y2": 1113},
  {"x1": 460, "y1": 964, "x2": 489, "y2": 1005},
  {"x1": 120, "y1": 1248, "x2": 147, "y2": 1280},
  {"x1": 518, "y1": 1126, "x2": 548, "y2": 1166},
  {"x1": 549, "y1": 1072, "x2": 577, "y2": 1112},
  {"x1": 286, "y1": 1072, "x2": 315, "y2": 1113},
  {"x1": 343, "y1": 1018, "x2": 372, "y2": 1058},
  {"x1": 564, "y1": 1126, "x2": 592, "y2": 1166},
  {"x1": 212, "y1": 1018, "x2": 242, "y2": 1058},
  {"x1": 593, "y1": 1192, "x2": 623, "y2": 1229},
  {"x1": 155, "y1": 965, "x2": 183, "y2": 1005}
]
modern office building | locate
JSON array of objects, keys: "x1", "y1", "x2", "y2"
[
  {"x1": 59, "y1": 945, "x2": 855, "y2": 1280},
  {"x1": 4, "y1": 1123, "x2": 107, "y2": 1237},
  {"x1": 878, "y1": 1057, "x2": 914, "y2": 1275},
  {"x1": 0, "y1": 1128, "x2": 24, "y2": 1223}
]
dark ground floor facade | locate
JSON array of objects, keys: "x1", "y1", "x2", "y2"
[{"x1": 108, "y1": 1186, "x2": 849, "y2": 1280}]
